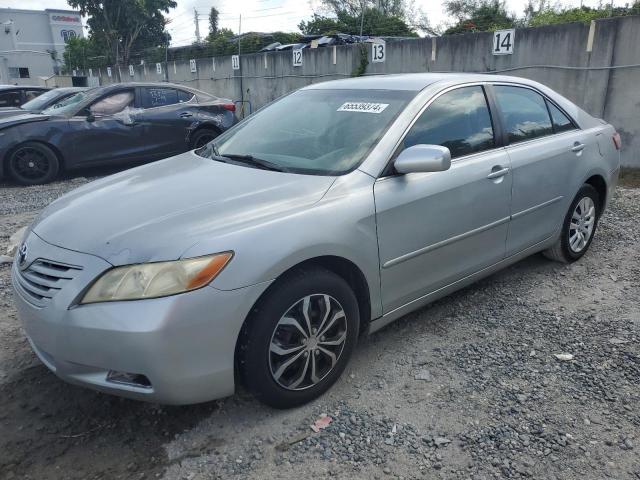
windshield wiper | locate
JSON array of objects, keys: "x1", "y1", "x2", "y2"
[{"x1": 218, "y1": 153, "x2": 289, "y2": 172}]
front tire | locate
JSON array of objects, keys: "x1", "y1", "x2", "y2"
[
  {"x1": 7, "y1": 142, "x2": 60, "y2": 185},
  {"x1": 543, "y1": 184, "x2": 600, "y2": 263},
  {"x1": 238, "y1": 267, "x2": 359, "y2": 408}
]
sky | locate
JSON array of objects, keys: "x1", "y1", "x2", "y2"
[{"x1": 0, "y1": 0, "x2": 625, "y2": 46}]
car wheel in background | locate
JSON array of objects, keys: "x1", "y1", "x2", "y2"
[
  {"x1": 190, "y1": 129, "x2": 219, "y2": 149},
  {"x1": 7, "y1": 142, "x2": 60, "y2": 186},
  {"x1": 544, "y1": 184, "x2": 600, "y2": 263},
  {"x1": 238, "y1": 267, "x2": 359, "y2": 408}
]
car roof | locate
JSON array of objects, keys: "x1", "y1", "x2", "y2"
[
  {"x1": 102, "y1": 82, "x2": 201, "y2": 93},
  {"x1": 303, "y1": 73, "x2": 547, "y2": 91},
  {"x1": 0, "y1": 85, "x2": 49, "y2": 91}
]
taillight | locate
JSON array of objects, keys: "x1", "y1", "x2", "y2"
[
  {"x1": 222, "y1": 103, "x2": 236, "y2": 112},
  {"x1": 612, "y1": 132, "x2": 621, "y2": 150}
]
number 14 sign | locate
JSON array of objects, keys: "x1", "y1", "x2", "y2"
[{"x1": 493, "y1": 29, "x2": 515, "y2": 55}]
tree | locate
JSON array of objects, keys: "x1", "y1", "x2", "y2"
[
  {"x1": 442, "y1": 0, "x2": 516, "y2": 34},
  {"x1": 62, "y1": 37, "x2": 108, "y2": 70},
  {"x1": 209, "y1": 7, "x2": 219, "y2": 36},
  {"x1": 527, "y1": 3, "x2": 640, "y2": 27},
  {"x1": 67, "y1": 0, "x2": 176, "y2": 67},
  {"x1": 299, "y1": 7, "x2": 418, "y2": 36},
  {"x1": 309, "y1": 0, "x2": 430, "y2": 35}
]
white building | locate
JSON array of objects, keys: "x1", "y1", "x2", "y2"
[{"x1": 0, "y1": 8, "x2": 84, "y2": 85}]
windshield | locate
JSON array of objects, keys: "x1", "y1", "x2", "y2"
[
  {"x1": 203, "y1": 89, "x2": 414, "y2": 175},
  {"x1": 22, "y1": 89, "x2": 69, "y2": 112},
  {"x1": 42, "y1": 90, "x2": 91, "y2": 116}
]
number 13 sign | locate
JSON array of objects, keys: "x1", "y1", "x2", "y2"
[
  {"x1": 493, "y1": 29, "x2": 514, "y2": 55},
  {"x1": 372, "y1": 40, "x2": 385, "y2": 63}
]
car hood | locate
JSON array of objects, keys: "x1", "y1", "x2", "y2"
[
  {"x1": 0, "y1": 112, "x2": 49, "y2": 130},
  {"x1": 32, "y1": 151, "x2": 336, "y2": 265}
]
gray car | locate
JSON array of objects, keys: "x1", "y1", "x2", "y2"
[{"x1": 11, "y1": 73, "x2": 620, "y2": 407}]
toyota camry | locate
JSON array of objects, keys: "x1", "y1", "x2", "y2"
[{"x1": 12, "y1": 73, "x2": 620, "y2": 408}]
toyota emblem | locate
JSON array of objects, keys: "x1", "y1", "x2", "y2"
[{"x1": 18, "y1": 243, "x2": 28, "y2": 266}]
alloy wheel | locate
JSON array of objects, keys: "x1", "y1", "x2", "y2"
[
  {"x1": 11, "y1": 147, "x2": 52, "y2": 181},
  {"x1": 268, "y1": 294, "x2": 348, "y2": 391},
  {"x1": 568, "y1": 196, "x2": 596, "y2": 253}
]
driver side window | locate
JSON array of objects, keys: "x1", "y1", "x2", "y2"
[
  {"x1": 402, "y1": 86, "x2": 495, "y2": 159},
  {"x1": 89, "y1": 91, "x2": 134, "y2": 115}
]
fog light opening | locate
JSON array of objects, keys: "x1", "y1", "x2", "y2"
[{"x1": 107, "y1": 371, "x2": 152, "y2": 389}]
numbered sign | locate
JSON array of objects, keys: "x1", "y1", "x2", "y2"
[
  {"x1": 493, "y1": 29, "x2": 515, "y2": 55},
  {"x1": 372, "y1": 41, "x2": 386, "y2": 63},
  {"x1": 107, "y1": 66, "x2": 112, "y2": 77},
  {"x1": 156, "y1": 63, "x2": 162, "y2": 75},
  {"x1": 231, "y1": 55, "x2": 240, "y2": 70},
  {"x1": 189, "y1": 59, "x2": 197, "y2": 73},
  {"x1": 292, "y1": 48, "x2": 303, "y2": 67},
  {"x1": 129, "y1": 65, "x2": 135, "y2": 76}
]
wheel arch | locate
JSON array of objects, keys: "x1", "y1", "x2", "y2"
[
  {"x1": 584, "y1": 174, "x2": 607, "y2": 215},
  {"x1": 186, "y1": 122, "x2": 222, "y2": 147},
  {"x1": 233, "y1": 255, "x2": 372, "y2": 380}
]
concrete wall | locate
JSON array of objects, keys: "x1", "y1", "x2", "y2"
[{"x1": 94, "y1": 15, "x2": 640, "y2": 167}]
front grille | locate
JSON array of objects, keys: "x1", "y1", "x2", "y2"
[{"x1": 15, "y1": 259, "x2": 82, "y2": 306}]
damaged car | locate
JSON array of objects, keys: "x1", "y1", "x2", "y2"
[{"x1": 0, "y1": 83, "x2": 236, "y2": 185}]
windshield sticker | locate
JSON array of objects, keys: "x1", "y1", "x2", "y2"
[{"x1": 337, "y1": 102, "x2": 389, "y2": 114}]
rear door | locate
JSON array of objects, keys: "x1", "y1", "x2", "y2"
[
  {"x1": 492, "y1": 84, "x2": 591, "y2": 255},
  {"x1": 374, "y1": 85, "x2": 512, "y2": 312},
  {"x1": 134, "y1": 86, "x2": 192, "y2": 158}
]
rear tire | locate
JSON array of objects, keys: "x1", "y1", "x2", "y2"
[
  {"x1": 190, "y1": 128, "x2": 219, "y2": 149},
  {"x1": 7, "y1": 142, "x2": 59, "y2": 185},
  {"x1": 238, "y1": 267, "x2": 359, "y2": 408},
  {"x1": 543, "y1": 184, "x2": 600, "y2": 263}
]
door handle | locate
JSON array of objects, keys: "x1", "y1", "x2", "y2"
[
  {"x1": 487, "y1": 167, "x2": 510, "y2": 179},
  {"x1": 571, "y1": 142, "x2": 585, "y2": 152},
  {"x1": 180, "y1": 112, "x2": 193, "y2": 118}
]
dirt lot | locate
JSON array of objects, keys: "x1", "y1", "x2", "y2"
[{"x1": 0, "y1": 174, "x2": 638, "y2": 480}]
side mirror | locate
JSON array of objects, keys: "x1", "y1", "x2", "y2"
[
  {"x1": 86, "y1": 111, "x2": 96, "y2": 123},
  {"x1": 394, "y1": 144, "x2": 451, "y2": 174}
]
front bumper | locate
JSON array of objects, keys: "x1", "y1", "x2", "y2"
[{"x1": 11, "y1": 232, "x2": 270, "y2": 405}]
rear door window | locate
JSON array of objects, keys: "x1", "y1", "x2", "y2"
[
  {"x1": 25, "y1": 89, "x2": 45, "y2": 102},
  {"x1": 141, "y1": 88, "x2": 179, "y2": 108},
  {"x1": 402, "y1": 86, "x2": 495, "y2": 159},
  {"x1": 178, "y1": 90, "x2": 195, "y2": 103},
  {"x1": 494, "y1": 86, "x2": 553, "y2": 144},
  {"x1": 546, "y1": 101, "x2": 575, "y2": 133}
]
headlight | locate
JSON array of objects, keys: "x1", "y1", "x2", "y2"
[{"x1": 80, "y1": 252, "x2": 233, "y2": 304}]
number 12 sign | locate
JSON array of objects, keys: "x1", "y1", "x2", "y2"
[
  {"x1": 493, "y1": 29, "x2": 514, "y2": 55},
  {"x1": 292, "y1": 49, "x2": 303, "y2": 67}
]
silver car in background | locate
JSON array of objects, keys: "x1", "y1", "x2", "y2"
[{"x1": 11, "y1": 73, "x2": 620, "y2": 408}]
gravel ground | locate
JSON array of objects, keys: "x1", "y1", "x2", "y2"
[{"x1": 0, "y1": 174, "x2": 638, "y2": 480}]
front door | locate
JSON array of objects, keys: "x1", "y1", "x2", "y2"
[
  {"x1": 374, "y1": 85, "x2": 512, "y2": 312},
  {"x1": 66, "y1": 89, "x2": 148, "y2": 167}
]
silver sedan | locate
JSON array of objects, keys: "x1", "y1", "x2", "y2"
[{"x1": 12, "y1": 73, "x2": 620, "y2": 407}]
